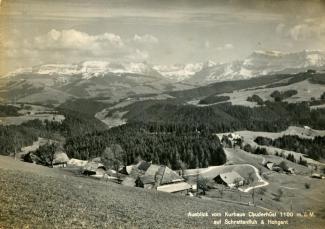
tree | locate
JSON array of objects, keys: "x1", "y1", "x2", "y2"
[
  {"x1": 197, "y1": 176, "x2": 209, "y2": 195},
  {"x1": 243, "y1": 144, "x2": 253, "y2": 153},
  {"x1": 304, "y1": 183, "x2": 310, "y2": 189},
  {"x1": 101, "y1": 144, "x2": 124, "y2": 180},
  {"x1": 299, "y1": 156, "x2": 308, "y2": 166},
  {"x1": 279, "y1": 161, "x2": 289, "y2": 171},
  {"x1": 221, "y1": 135, "x2": 232, "y2": 147},
  {"x1": 233, "y1": 178, "x2": 242, "y2": 189},
  {"x1": 32, "y1": 142, "x2": 58, "y2": 167}
]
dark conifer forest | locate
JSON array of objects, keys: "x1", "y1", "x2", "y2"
[{"x1": 255, "y1": 135, "x2": 325, "y2": 161}]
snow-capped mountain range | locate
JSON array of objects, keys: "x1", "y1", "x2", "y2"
[
  {"x1": 184, "y1": 50, "x2": 325, "y2": 85},
  {"x1": 7, "y1": 61, "x2": 161, "y2": 80},
  {"x1": 6, "y1": 50, "x2": 325, "y2": 85}
]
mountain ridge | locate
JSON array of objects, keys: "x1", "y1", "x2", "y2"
[{"x1": 5, "y1": 50, "x2": 325, "y2": 85}]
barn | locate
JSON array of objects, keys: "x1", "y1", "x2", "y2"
[
  {"x1": 214, "y1": 171, "x2": 244, "y2": 188},
  {"x1": 135, "y1": 164, "x2": 190, "y2": 193}
]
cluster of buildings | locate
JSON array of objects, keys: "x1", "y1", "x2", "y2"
[
  {"x1": 121, "y1": 161, "x2": 192, "y2": 194},
  {"x1": 70, "y1": 159, "x2": 248, "y2": 195}
]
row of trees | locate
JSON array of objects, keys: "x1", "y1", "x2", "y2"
[
  {"x1": 270, "y1": 90, "x2": 298, "y2": 102},
  {"x1": 255, "y1": 135, "x2": 325, "y2": 161}
]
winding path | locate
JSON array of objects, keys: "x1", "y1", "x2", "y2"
[{"x1": 238, "y1": 164, "x2": 269, "y2": 193}]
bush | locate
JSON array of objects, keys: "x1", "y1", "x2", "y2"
[
  {"x1": 243, "y1": 144, "x2": 253, "y2": 153},
  {"x1": 286, "y1": 153, "x2": 296, "y2": 163},
  {"x1": 199, "y1": 95, "x2": 230, "y2": 105},
  {"x1": 254, "y1": 147, "x2": 268, "y2": 155},
  {"x1": 247, "y1": 94, "x2": 264, "y2": 105},
  {"x1": 304, "y1": 183, "x2": 310, "y2": 189},
  {"x1": 270, "y1": 90, "x2": 297, "y2": 102},
  {"x1": 321, "y1": 92, "x2": 325, "y2": 100},
  {"x1": 279, "y1": 161, "x2": 289, "y2": 171},
  {"x1": 273, "y1": 188, "x2": 283, "y2": 201}
]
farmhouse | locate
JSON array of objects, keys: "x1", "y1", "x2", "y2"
[
  {"x1": 120, "y1": 160, "x2": 151, "y2": 175},
  {"x1": 264, "y1": 161, "x2": 283, "y2": 172},
  {"x1": 67, "y1": 158, "x2": 88, "y2": 167},
  {"x1": 135, "y1": 164, "x2": 190, "y2": 193},
  {"x1": 214, "y1": 171, "x2": 244, "y2": 188},
  {"x1": 82, "y1": 162, "x2": 106, "y2": 176},
  {"x1": 52, "y1": 151, "x2": 69, "y2": 168},
  {"x1": 157, "y1": 182, "x2": 192, "y2": 194}
]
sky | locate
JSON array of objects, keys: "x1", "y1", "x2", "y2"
[{"x1": 0, "y1": 0, "x2": 325, "y2": 75}]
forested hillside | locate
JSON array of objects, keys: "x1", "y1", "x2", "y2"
[
  {"x1": 0, "y1": 109, "x2": 106, "y2": 156},
  {"x1": 65, "y1": 123, "x2": 226, "y2": 170},
  {"x1": 112, "y1": 100, "x2": 325, "y2": 133}
]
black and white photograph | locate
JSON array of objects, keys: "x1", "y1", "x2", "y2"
[{"x1": 0, "y1": 0, "x2": 325, "y2": 228}]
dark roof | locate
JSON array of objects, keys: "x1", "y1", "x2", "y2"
[
  {"x1": 139, "y1": 175, "x2": 155, "y2": 185},
  {"x1": 136, "y1": 160, "x2": 151, "y2": 171},
  {"x1": 83, "y1": 162, "x2": 106, "y2": 172},
  {"x1": 216, "y1": 171, "x2": 244, "y2": 185},
  {"x1": 139, "y1": 164, "x2": 183, "y2": 185}
]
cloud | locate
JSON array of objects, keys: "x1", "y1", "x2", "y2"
[
  {"x1": 133, "y1": 34, "x2": 159, "y2": 44},
  {"x1": 276, "y1": 19, "x2": 325, "y2": 41},
  {"x1": 128, "y1": 49, "x2": 149, "y2": 61},
  {"x1": 216, "y1": 43, "x2": 234, "y2": 51},
  {"x1": 204, "y1": 40, "x2": 210, "y2": 49},
  {"x1": 34, "y1": 29, "x2": 124, "y2": 50},
  {"x1": 4, "y1": 29, "x2": 155, "y2": 64}
]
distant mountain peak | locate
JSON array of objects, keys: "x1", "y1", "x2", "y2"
[
  {"x1": 5, "y1": 50, "x2": 325, "y2": 85},
  {"x1": 184, "y1": 49, "x2": 325, "y2": 85}
]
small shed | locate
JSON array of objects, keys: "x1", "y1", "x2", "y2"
[
  {"x1": 311, "y1": 173, "x2": 322, "y2": 179},
  {"x1": 265, "y1": 162, "x2": 275, "y2": 170},
  {"x1": 286, "y1": 167, "x2": 294, "y2": 174},
  {"x1": 214, "y1": 171, "x2": 244, "y2": 188}
]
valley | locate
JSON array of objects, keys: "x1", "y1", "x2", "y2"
[{"x1": 0, "y1": 51, "x2": 325, "y2": 228}]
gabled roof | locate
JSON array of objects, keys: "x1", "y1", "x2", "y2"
[
  {"x1": 136, "y1": 160, "x2": 152, "y2": 171},
  {"x1": 144, "y1": 164, "x2": 163, "y2": 177},
  {"x1": 160, "y1": 167, "x2": 183, "y2": 185},
  {"x1": 139, "y1": 175, "x2": 155, "y2": 185},
  {"x1": 217, "y1": 171, "x2": 244, "y2": 185},
  {"x1": 83, "y1": 162, "x2": 106, "y2": 172},
  {"x1": 53, "y1": 151, "x2": 69, "y2": 165},
  {"x1": 140, "y1": 164, "x2": 183, "y2": 185},
  {"x1": 266, "y1": 162, "x2": 274, "y2": 170},
  {"x1": 157, "y1": 182, "x2": 191, "y2": 193},
  {"x1": 68, "y1": 158, "x2": 88, "y2": 167}
]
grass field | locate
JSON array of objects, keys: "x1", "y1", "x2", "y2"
[
  {"x1": 1, "y1": 156, "x2": 324, "y2": 228},
  {"x1": 0, "y1": 156, "x2": 256, "y2": 228},
  {"x1": 217, "y1": 127, "x2": 325, "y2": 166}
]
